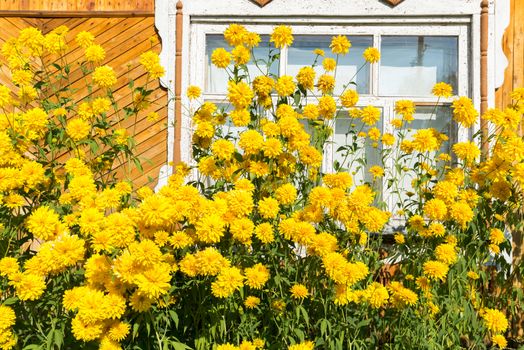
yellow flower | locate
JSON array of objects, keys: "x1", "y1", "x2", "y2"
[
  {"x1": 211, "y1": 267, "x2": 244, "y2": 298},
  {"x1": 92, "y1": 65, "x2": 117, "y2": 88},
  {"x1": 85, "y1": 44, "x2": 105, "y2": 62},
  {"x1": 318, "y1": 95, "x2": 336, "y2": 119},
  {"x1": 452, "y1": 96, "x2": 478, "y2": 128},
  {"x1": 340, "y1": 89, "x2": 359, "y2": 108},
  {"x1": 394, "y1": 100, "x2": 415, "y2": 118},
  {"x1": 107, "y1": 321, "x2": 130, "y2": 342},
  {"x1": 231, "y1": 108, "x2": 251, "y2": 126},
  {"x1": 423, "y1": 260, "x2": 449, "y2": 281},
  {"x1": 270, "y1": 25, "x2": 293, "y2": 48},
  {"x1": 25, "y1": 206, "x2": 61, "y2": 241},
  {"x1": 244, "y1": 296, "x2": 261, "y2": 309},
  {"x1": 0, "y1": 85, "x2": 11, "y2": 107},
  {"x1": 211, "y1": 139, "x2": 235, "y2": 160},
  {"x1": 449, "y1": 201, "x2": 474, "y2": 229},
  {"x1": 258, "y1": 197, "x2": 280, "y2": 219},
  {"x1": 12, "y1": 69, "x2": 33, "y2": 86},
  {"x1": 71, "y1": 315, "x2": 103, "y2": 341},
  {"x1": 217, "y1": 344, "x2": 239, "y2": 350},
  {"x1": 423, "y1": 198, "x2": 447, "y2": 221},
  {"x1": 369, "y1": 165, "x2": 384, "y2": 178},
  {"x1": 432, "y1": 82, "x2": 453, "y2": 98},
  {"x1": 482, "y1": 308, "x2": 508, "y2": 334},
  {"x1": 239, "y1": 130, "x2": 264, "y2": 155},
  {"x1": 66, "y1": 118, "x2": 91, "y2": 141},
  {"x1": 317, "y1": 74, "x2": 335, "y2": 94},
  {"x1": 367, "y1": 127, "x2": 380, "y2": 141},
  {"x1": 412, "y1": 129, "x2": 439, "y2": 152},
  {"x1": 275, "y1": 75, "x2": 296, "y2": 97},
  {"x1": 139, "y1": 50, "x2": 165, "y2": 78},
  {"x1": 228, "y1": 81, "x2": 254, "y2": 109},
  {"x1": 255, "y1": 223, "x2": 275, "y2": 243},
  {"x1": 492, "y1": 334, "x2": 507, "y2": 349},
  {"x1": 0, "y1": 305, "x2": 16, "y2": 329},
  {"x1": 360, "y1": 105, "x2": 381, "y2": 125},
  {"x1": 252, "y1": 75, "x2": 274, "y2": 96},
  {"x1": 232, "y1": 45, "x2": 250, "y2": 65},
  {"x1": 76, "y1": 31, "x2": 95, "y2": 48},
  {"x1": 489, "y1": 228, "x2": 505, "y2": 245},
  {"x1": 12, "y1": 273, "x2": 46, "y2": 300},
  {"x1": 244, "y1": 263, "x2": 270, "y2": 289},
  {"x1": 394, "y1": 233, "x2": 405, "y2": 244},
  {"x1": 296, "y1": 66, "x2": 316, "y2": 90},
  {"x1": 452, "y1": 141, "x2": 480, "y2": 163},
  {"x1": 382, "y1": 133, "x2": 395, "y2": 146},
  {"x1": 467, "y1": 271, "x2": 480, "y2": 280},
  {"x1": 224, "y1": 24, "x2": 247, "y2": 46},
  {"x1": 275, "y1": 183, "x2": 297, "y2": 205},
  {"x1": 330, "y1": 35, "x2": 351, "y2": 55},
  {"x1": 363, "y1": 282, "x2": 389, "y2": 308},
  {"x1": 363, "y1": 47, "x2": 380, "y2": 63},
  {"x1": 290, "y1": 284, "x2": 308, "y2": 299},
  {"x1": 262, "y1": 138, "x2": 283, "y2": 158},
  {"x1": 314, "y1": 48, "x2": 325, "y2": 56},
  {"x1": 322, "y1": 57, "x2": 337, "y2": 71},
  {"x1": 435, "y1": 243, "x2": 458, "y2": 265},
  {"x1": 288, "y1": 341, "x2": 314, "y2": 350},
  {"x1": 211, "y1": 48, "x2": 231, "y2": 68},
  {"x1": 187, "y1": 85, "x2": 201, "y2": 99}
]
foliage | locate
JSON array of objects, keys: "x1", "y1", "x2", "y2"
[{"x1": 1, "y1": 24, "x2": 524, "y2": 350}]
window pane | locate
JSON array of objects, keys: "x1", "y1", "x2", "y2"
[
  {"x1": 379, "y1": 36, "x2": 458, "y2": 96},
  {"x1": 287, "y1": 35, "x2": 372, "y2": 94},
  {"x1": 206, "y1": 35, "x2": 278, "y2": 94},
  {"x1": 390, "y1": 105, "x2": 454, "y2": 210},
  {"x1": 333, "y1": 110, "x2": 383, "y2": 187}
]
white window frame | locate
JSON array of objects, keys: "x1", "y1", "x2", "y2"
[
  {"x1": 154, "y1": 0, "x2": 507, "y2": 191},
  {"x1": 188, "y1": 22, "x2": 471, "y2": 211}
]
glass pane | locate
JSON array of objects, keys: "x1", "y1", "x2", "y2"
[
  {"x1": 390, "y1": 105, "x2": 454, "y2": 210},
  {"x1": 206, "y1": 35, "x2": 278, "y2": 94},
  {"x1": 333, "y1": 110, "x2": 383, "y2": 187},
  {"x1": 287, "y1": 35, "x2": 373, "y2": 95},
  {"x1": 379, "y1": 36, "x2": 458, "y2": 96}
]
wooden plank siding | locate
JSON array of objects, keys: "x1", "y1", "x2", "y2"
[
  {"x1": 495, "y1": 0, "x2": 524, "y2": 110},
  {"x1": 0, "y1": 0, "x2": 154, "y2": 12},
  {"x1": 0, "y1": 15, "x2": 168, "y2": 189}
]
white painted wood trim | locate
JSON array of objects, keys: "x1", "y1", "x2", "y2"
[{"x1": 155, "y1": 0, "x2": 486, "y2": 191}]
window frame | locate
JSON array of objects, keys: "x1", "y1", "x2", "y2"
[{"x1": 188, "y1": 21, "x2": 472, "y2": 214}]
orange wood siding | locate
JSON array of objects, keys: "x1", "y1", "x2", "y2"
[
  {"x1": 0, "y1": 0, "x2": 154, "y2": 12},
  {"x1": 0, "y1": 16, "x2": 168, "y2": 189},
  {"x1": 496, "y1": 0, "x2": 524, "y2": 109}
]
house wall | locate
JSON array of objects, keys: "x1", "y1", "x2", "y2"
[
  {"x1": 0, "y1": 0, "x2": 153, "y2": 12},
  {"x1": 0, "y1": 1, "x2": 168, "y2": 189},
  {"x1": 495, "y1": 0, "x2": 524, "y2": 110}
]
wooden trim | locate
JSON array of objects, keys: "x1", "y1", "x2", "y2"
[
  {"x1": 480, "y1": 0, "x2": 489, "y2": 155},
  {"x1": 0, "y1": 11, "x2": 154, "y2": 18},
  {"x1": 174, "y1": 0, "x2": 183, "y2": 165}
]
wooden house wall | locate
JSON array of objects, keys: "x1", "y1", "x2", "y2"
[
  {"x1": 0, "y1": 11, "x2": 168, "y2": 189},
  {"x1": 496, "y1": 0, "x2": 524, "y2": 109},
  {"x1": 0, "y1": 0, "x2": 154, "y2": 12}
]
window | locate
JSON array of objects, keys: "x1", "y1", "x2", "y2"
[{"x1": 190, "y1": 23, "x2": 470, "y2": 215}]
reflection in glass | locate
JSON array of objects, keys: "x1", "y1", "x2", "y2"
[
  {"x1": 288, "y1": 35, "x2": 373, "y2": 95},
  {"x1": 333, "y1": 111, "x2": 383, "y2": 188},
  {"x1": 379, "y1": 36, "x2": 458, "y2": 96},
  {"x1": 206, "y1": 35, "x2": 278, "y2": 94}
]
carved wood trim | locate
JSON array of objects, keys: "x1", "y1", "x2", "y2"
[
  {"x1": 250, "y1": 0, "x2": 273, "y2": 7},
  {"x1": 174, "y1": 0, "x2": 183, "y2": 165},
  {"x1": 381, "y1": 0, "x2": 405, "y2": 6}
]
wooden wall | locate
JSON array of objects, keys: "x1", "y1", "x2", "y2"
[
  {"x1": 495, "y1": 0, "x2": 524, "y2": 109},
  {"x1": 0, "y1": 12, "x2": 168, "y2": 189},
  {"x1": 0, "y1": 0, "x2": 154, "y2": 12}
]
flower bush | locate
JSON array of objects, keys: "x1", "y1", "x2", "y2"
[{"x1": 1, "y1": 24, "x2": 524, "y2": 350}]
